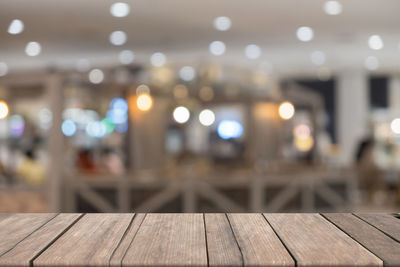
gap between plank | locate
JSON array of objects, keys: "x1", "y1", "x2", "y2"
[
  {"x1": 107, "y1": 213, "x2": 137, "y2": 265},
  {"x1": 29, "y1": 213, "x2": 86, "y2": 267},
  {"x1": 352, "y1": 213, "x2": 400, "y2": 243},
  {"x1": 119, "y1": 213, "x2": 148, "y2": 266},
  {"x1": 261, "y1": 213, "x2": 298, "y2": 267},
  {"x1": 0, "y1": 213, "x2": 59, "y2": 258},
  {"x1": 224, "y1": 213, "x2": 244, "y2": 267},
  {"x1": 320, "y1": 213, "x2": 385, "y2": 265},
  {"x1": 202, "y1": 213, "x2": 210, "y2": 267}
]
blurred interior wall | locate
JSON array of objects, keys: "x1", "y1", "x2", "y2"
[
  {"x1": 389, "y1": 76, "x2": 400, "y2": 112},
  {"x1": 129, "y1": 97, "x2": 168, "y2": 171},
  {"x1": 337, "y1": 70, "x2": 369, "y2": 165}
]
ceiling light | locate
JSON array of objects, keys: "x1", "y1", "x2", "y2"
[
  {"x1": 213, "y1": 16, "x2": 231, "y2": 31},
  {"x1": 310, "y1": 51, "x2": 326, "y2": 66},
  {"x1": 173, "y1": 106, "x2": 190, "y2": 124},
  {"x1": 245, "y1": 44, "x2": 261, "y2": 59},
  {"x1": 25, "y1": 42, "x2": 41, "y2": 56},
  {"x1": 8, "y1": 19, "x2": 24, "y2": 35},
  {"x1": 296, "y1": 27, "x2": 314, "y2": 42},
  {"x1": 364, "y1": 56, "x2": 379, "y2": 70},
  {"x1": 110, "y1": 2, "x2": 130, "y2": 18},
  {"x1": 179, "y1": 66, "x2": 196, "y2": 81},
  {"x1": 368, "y1": 35, "x2": 384, "y2": 50},
  {"x1": 119, "y1": 50, "x2": 135, "y2": 64},
  {"x1": 109, "y1": 31, "x2": 127, "y2": 46},
  {"x1": 209, "y1": 41, "x2": 226, "y2": 56},
  {"x1": 323, "y1": 1, "x2": 343, "y2": 15},
  {"x1": 150, "y1": 52, "x2": 166, "y2": 67},
  {"x1": 88, "y1": 69, "x2": 104, "y2": 84}
]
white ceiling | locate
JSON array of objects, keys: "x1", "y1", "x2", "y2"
[{"x1": 1, "y1": 0, "x2": 400, "y2": 77}]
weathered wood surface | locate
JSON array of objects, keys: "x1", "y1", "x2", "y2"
[
  {"x1": 34, "y1": 213, "x2": 134, "y2": 266},
  {"x1": 122, "y1": 213, "x2": 208, "y2": 267},
  {"x1": 0, "y1": 213, "x2": 397, "y2": 266},
  {"x1": 0, "y1": 214, "x2": 82, "y2": 266},
  {"x1": 264, "y1": 213, "x2": 383, "y2": 266},
  {"x1": 227, "y1": 213, "x2": 294, "y2": 266},
  {"x1": 324, "y1": 213, "x2": 400, "y2": 267},
  {"x1": 355, "y1": 213, "x2": 400, "y2": 242}
]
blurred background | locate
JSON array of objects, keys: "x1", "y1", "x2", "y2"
[{"x1": 0, "y1": 0, "x2": 399, "y2": 213}]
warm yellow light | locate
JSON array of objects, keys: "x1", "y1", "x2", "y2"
[
  {"x1": 294, "y1": 136, "x2": 314, "y2": 152},
  {"x1": 136, "y1": 94, "x2": 153, "y2": 111},
  {"x1": 0, "y1": 100, "x2": 9, "y2": 119},
  {"x1": 279, "y1": 101, "x2": 295, "y2": 120}
]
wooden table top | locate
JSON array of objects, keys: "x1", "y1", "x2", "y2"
[{"x1": 0, "y1": 213, "x2": 399, "y2": 266}]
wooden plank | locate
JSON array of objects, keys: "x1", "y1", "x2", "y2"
[
  {"x1": 264, "y1": 213, "x2": 383, "y2": 266},
  {"x1": 0, "y1": 214, "x2": 57, "y2": 256},
  {"x1": 323, "y1": 213, "x2": 400, "y2": 267},
  {"x1": 355, "y1": 213, "x2": 400, "y2": 242},
  {"x1": 34, "y1": 213, "x2": 134, "y2": 267},
  {"x1": 205, "y1": 213, "x2": 242, "y2": 267},
  {"x1": 109, "y1": 213, "x2": 146, "y2": 267},
  {"x1": 227, "y1": 213, "x2": 294, "y2": 266},
  {"x1": 122, "y1": 213, "x2": 207, "y2": 267},
  {"x1": 0, "y1": 213, "x2": 82, "y2": 266}
]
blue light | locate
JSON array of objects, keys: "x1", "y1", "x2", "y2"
[
  {"x1": 106, "y1": 109, "x2": 127, "y2": 124},
  {"x1": 115, "y1": 122, "x2": 128, "y2": 133},
  {"x1": 217, "y1": 120, "x2": 243, "y2": 139},
  {"x1": 110, "y1": 98, "x2": 128, "y2": 113},
  {"x1": 62, "y1": 119, "x2": 77, "y2": 137}
]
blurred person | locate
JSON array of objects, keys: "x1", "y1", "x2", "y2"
[
  {"x1": 16, "y1": 149, "x2": 46, "y2": 185},
  {"x1": 101, "y1": 147, "x2": 125, "y2": 176},
  {"x1": 355, "y1": 137, "x2": 385, "y2": 203},
  {"x1": 76, "y1": 149, "x2": 98, "y2": 174}
]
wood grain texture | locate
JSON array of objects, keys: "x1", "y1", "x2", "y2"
[
  {"x1": 109, "y1": 213, "x2": 146, "y2": 267},
  {"x1": 0, "y1": 213, "x2": 82, "y2": 266},
  {"x1": 355, "y1": 213, "x2": 400, "y2": 242},
  {"x1": 264, "y1": 213, "x2": 383, "y2": 266},
  {"x1": 122, "y1": 213, "x2": 207, "y2": 267},
  {"x1": 0, "y1": 214, "x2": 57, "y2": 256},
  {"x1": 323, "y1": 213, "x2": 400, "y2": 267},
  {"x1": 205, "y1": 213, "x2": 242, "y2": 267},
  {"x1": 33, "y1": 213, "x2": 134, "y2": 267},
  {"x1": 227, "y1": 213, "x2": 294, "y2": 266}
]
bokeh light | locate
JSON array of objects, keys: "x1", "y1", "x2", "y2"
[
  {"x1": 110, "y1": 2, "x2": 130, "y2": 18},
  {"x1": 209, "y1": 41, "x2": 226, "y2": 56},
  {"x1": 296, "y1": 27, "x2": 314, "y2": 42},
  {"x1": 391, "y1": 118, "x2": 400, "y2": 134},
  {"x1": 150, "y1": 52, "x2": 166, "y2": 67},
  {"x1": 364, "y1": 56, "x2": 379, "y2": 70},
  {"x1": 9, "y1": 115, "x2": 25, "y2": 137},
  {"x1": 217, "y1": 120, "x2": 243, "y2": 139},
  {"x1": 213, "y1": 16, "x2": 231, "y2": 31},
  {"x1": 119, "y1": 50, "x2": 135, "y2": 65},
  {"x1": 173, "y1": 106, "x2": 190, "y2": 124},
  {"x1": 0, "y1": 101, "x2": 9, "y2": 119},
  {"x1": 279, "y1": 101, "x2": 295, "y2": 120},
  {"x1": 323, "y1": 1, "x2": 343, "y2": 15},
  {"x1": 25, "y1": 42, "x2": 41, "y2": 56},
  {"x1": 61, "y1": 119, "x2": 77, "y2": 137},
  {"x1": 245, "y1": 44, "x2": 261, "y2": 59},
  {"x1": 8, "y1": 19, "x2": 24, "y2": 35},
  {"x1": 89, "y1": 69, "x2": 104, "y2": 84},
  {"x1": 199, "y1": 109, "x2": 215, "y2": 126},
  {"x1": 136, "y1": 93, "x2": 153, "y2": 111},
  {"x1": 179, "y1": 66, "x2": 196, "y2": 82},
  {"x1": 368, "y1": 35, "x2": 384, "y2": 50},
  {"x1": 109, "y1": 31, "x2": 127, "y2": 46}
]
